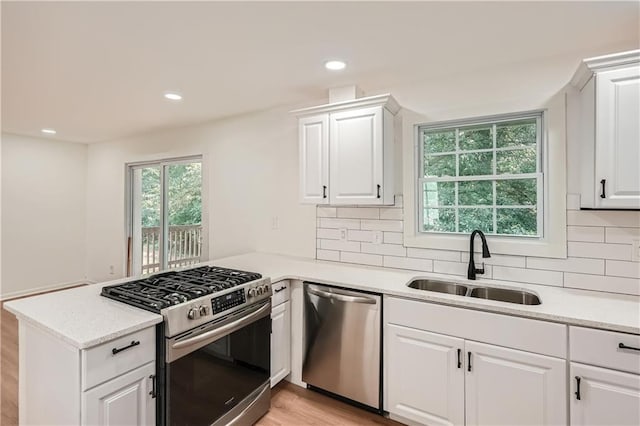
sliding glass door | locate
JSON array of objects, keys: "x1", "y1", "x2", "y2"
[{"x1": 128, "y1": 157, "x2": 203, "y2": 276}]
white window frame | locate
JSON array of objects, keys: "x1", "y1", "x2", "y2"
[
  {"x1": 402, "y1": 105, "x2": 567, "y2": 259},
  {"x1": 417, "y1": 113, "x2": 543, "y2": 237}
]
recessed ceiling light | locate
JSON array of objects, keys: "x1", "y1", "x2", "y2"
[
  {"x1": 164, "y1": 92, "x2": 183, "y2": 101},
  {"x1": 325, "y1": 60, "x2": 346, "y2": 71},
  {"x1": 41, "y1": 128, "x2": 56, "y2": 135}
]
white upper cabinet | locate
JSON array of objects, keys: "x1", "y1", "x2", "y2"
[
  {"x1": 293, "y1": 94, "x2": 399, "y2": 205},
  {"x1": 299, "y1": 114, "x2": 329, "y2": 204},
  {"x1": 571, "y1": 50, "x2": 640, "y2": 209}
]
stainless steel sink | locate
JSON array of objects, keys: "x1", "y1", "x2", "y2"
[
  {"x1": 407, "y1": 279, "x2": 468, "y2": 295},
  {"x1": 469, "y1": 287, "x2": 541, "y2": 305}
]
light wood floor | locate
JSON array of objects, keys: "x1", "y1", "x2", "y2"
[{"x1": 1, "y1": 300, "x2": 401, "y2": 426}]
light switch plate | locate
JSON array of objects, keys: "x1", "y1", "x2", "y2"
[
  {"x1": 632, "y1": 240, "x2": 640, "y2": 261},
  {"x1": 339, "y1": 228, "x2": 347, "y2": 241}
]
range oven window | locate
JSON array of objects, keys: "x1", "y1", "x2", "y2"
[{"x1": 165, "y1": 312, "x2": 270, "y2": 425}]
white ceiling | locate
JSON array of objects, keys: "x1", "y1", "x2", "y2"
[{"x1": 2, "y1": 1, "x2": 639, "y2": 143}]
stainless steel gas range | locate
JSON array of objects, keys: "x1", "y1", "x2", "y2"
[{"x1": 101, "y1": 265, "x2": 272, "y2": 426}]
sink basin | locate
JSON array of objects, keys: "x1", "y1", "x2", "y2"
[
  {"x1": 469, "y1": 287, "x2": 541, "y2": 305},
  {"x1": 407, "y1": 279, "x2": 468, "y2": 295}
]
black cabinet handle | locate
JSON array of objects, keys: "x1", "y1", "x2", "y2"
[
  {"x1": 575, "y1": 376, "x2": 581, "y2": 400},
  {"x1": 322, "y1": 185, "x2": 327, "y2": 199},
  {"x1": 457, "y1": 349, "x2": 462, "y2": 369},
  {"x1": 112, "y1": 340, "x2": 140, "y2": 355},
  {"x1": 377, "y1": 184, "x2": 381, "y2": 199},
  {"x1": 619, "y1": 343, "x2": 640, "y2": 352},
  {"x1": 600, "y1": 179, "x2": 606, "y2": 198},
  {"x1": 467, "y1": 351, "x2": 472, "y2": 372},
  {"x1": 274, "y1": 286, "x2": 287, "y2": 293},
  {"x1": 149, "y1": 375, "x2": 157, "y2": 398}
]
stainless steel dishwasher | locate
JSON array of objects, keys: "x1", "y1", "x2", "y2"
[{"x1": 303, "y1": 282, "x2": 382, "y2": 411}]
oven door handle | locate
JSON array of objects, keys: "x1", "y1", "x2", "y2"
[{"x1": 172, "y1": 301, "x2": 271, "y2": 351}]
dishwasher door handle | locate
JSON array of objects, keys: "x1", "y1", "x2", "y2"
[{"x1": 307, "y1": 286, "x2": 377, "y2": 304}]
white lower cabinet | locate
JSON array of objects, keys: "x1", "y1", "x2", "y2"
[
  {"x1": 570, "y1": 363, "x2": 640, "y2": 426},
  {"x1": 386, "y1": 324, "x2": 464, "y2": 426},
  {"x1": 384, "y1": 296, "x2": 567, "y2": 426},
  {"x1": 271, "y1": 281, "x2": 291, "y2": 387},
  {"x1": 83, "y1": 362, "x2": 156, "y2": 426},
  {"x1": 465, "y1": 341, "x2": 566, "y2": 426}
]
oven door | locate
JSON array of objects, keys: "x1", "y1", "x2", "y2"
[{"x1": 165, "y1": 300, "x2": 271, "y2": 426}]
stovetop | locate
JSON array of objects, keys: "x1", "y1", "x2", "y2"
[{"x1": 101, "y1": 266, "x2": 262, "y2": 313}]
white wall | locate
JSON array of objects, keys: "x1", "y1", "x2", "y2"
[
  {"x1": 1, "y1": 134, "x2": 88, "y2": 298},
  {"x1": 85, "y1": 107, "x2": 317, "y2": 283}
]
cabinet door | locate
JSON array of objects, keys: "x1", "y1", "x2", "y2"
[
  {"x1": 465, "y1": 341, "x2": 566, "y2": 426},
  {"x1": 386, "y1": 324, "x2": 464, "y2": 426},
  {"x1": 571, "y1": 363, "x2": 640, "y2": 426},
  {"x1": 595, "y1": 66, "x2": 640, "y2": 208},
  {"x1": 299, "y1": 114, "x2": 329, "y2": 204},
  {"x1": 329, "y1": 106, "x2": 384, "y2": 205},
  {"x1": 83, "y1": 362, "x2": 156, "y2": 426},
  {"x1": 271, "y1": 300, "x2": 291, "y2": 387}
]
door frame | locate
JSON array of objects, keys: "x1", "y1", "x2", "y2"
[{"x1": 125, "y1": 155, "x2": 205, "y2": 277}]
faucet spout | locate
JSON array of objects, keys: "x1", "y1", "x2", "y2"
[{"x1": 468, "y1": 230, "x2": 491, "y2": 280}]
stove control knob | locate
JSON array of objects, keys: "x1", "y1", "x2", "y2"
[
  {"x1": 248, "y1": 288, "x2": 257, "y2": 298},
  {"x1": 261, "y1": 285, "x2": 271, "y2": 295},
  {"x1": 256, "y1": 286, "x2": 263, "y2": 295},
  {"x1": 187, "y1": 308, "x2": 198, "y2": 320},
  {"x1": 199, "y1": 305, "x2": 208, "y2": 317}
]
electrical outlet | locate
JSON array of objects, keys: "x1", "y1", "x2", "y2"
[
  {"x1": 373, "y1": 231, "x2": 383, "y2": 245},
  {"x1": 271, "y1": 216, "x2": 279, "y2": 230},
  {"x1": 633, "y1": 240, "x2": 640, "y2": 261},
  {"x1": 109, "y1": 265, "x2": 115, "y2": 275},
  {"x1": 340, "y1": 228, "x2": 347, "y2": 241}
]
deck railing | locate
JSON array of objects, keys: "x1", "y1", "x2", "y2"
[{"x1": 141, "y1": 224, "x2": 202, "y2": 274}]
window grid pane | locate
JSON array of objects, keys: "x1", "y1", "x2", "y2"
[{"x1": 419, "y1": 114, "x2": 542, "y2": 237}]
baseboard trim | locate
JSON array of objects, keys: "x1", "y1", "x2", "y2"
[{"x1": 0, "y1": 280, "x2": 89, "y2": 302}]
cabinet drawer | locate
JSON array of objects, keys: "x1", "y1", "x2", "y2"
[
  {"x1": 82, "y1": 327, "x2": 155, "y2": 391},
  {"x1": 385, "y1": 296, "x2": 566, "y2": 358},
  {"x1": 271, "y1": 280, "x2": 290, "y2": 306},
  {"x1": 570, "y1": 326, "x2": 640, "y2": 374}
]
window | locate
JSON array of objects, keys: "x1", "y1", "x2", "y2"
[
  {"x1": 418, "y1": 113, "x2": 542, "y2": 237},
  {"x1": 128, "y1": 157, "x2": 203, "y2": 276}
]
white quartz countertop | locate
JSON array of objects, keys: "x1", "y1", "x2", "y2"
[
  {"x1": 4, "y1": 282, "x2": 163, "y2": 349},
  {"x1": 4, "y1": 251, "x2": 639, "y2": 349},
  {"x1": 215, "y1": 252, "x2": 640, "y2": 335}
]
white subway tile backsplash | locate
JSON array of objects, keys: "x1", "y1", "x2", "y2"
[
  {"x1": 606, "y1": 260, "x2": 640, "y2": 279},
  {"x1": 568, "y1": 242, "x2": 632, "y2": 261},
  {"x1": 407, "y1": 248, "x2": 461, "y2": 262},
  {"x1": 347, "y1": 229, "x2": 375, "y2": 243},
  {"x1": 567, "y1": 210, "x2": 640, "y2": 227},
  {"x1": 493, "y1": 266, "x2": 564, "y2": 287},
  {"x1": 337, "y1": 207, "x2": 380, "y2": 219},
  {"x1": 461, "y1": 253, "x2": 526, "y2": 268},
  {"x1": 315, "y1": 192, "x2": 638, "y2": 295},
  {"x1": 316, "y1": 249, "x2": 340, "y2": 262},
  {"x1": 361, "y1": 219, "x2": 403, "y2": 232},
  {"x1": 319, "y1": 217, "x2": 360, "y2": 230},
  {"x1": 384, "y1": 256, "x2": 433, "y2": 272},
  {"x1": 383, "y1": 232, "x2": 404, "y2": 245},
  {"x1": 564, "y1": 273, "x2": 640, "y2": 296},
  {"x1": 433, "y1": 260, "x2": 487, "y2": 277},
  {"x1": 361, "y1": 243, "x2": 407, "y2": 257},
  {"x1": 316, "y1": 207, "x2": 337, "y2": 218},
  {"x1": 340, "y1": 252, "x2": 383, "y2": 267},
  {"x1": 606, "y1": 227, "x2": 640, "y2": 244},
  {"x1": 320, "y1": 239, "x2": 360, "y2": 252},
  {"x1": 317, "y1": 228, "x2": 341, "y2": 240},
  {"x1": 380, "y1": 208, "x2": 403, "y2": 220},
  {"x1": 526, "y1": 256, "x2": 604, "y2": 275},
  {"x1": 567, "y1": 226, "x2": 605, "y2": 242}
]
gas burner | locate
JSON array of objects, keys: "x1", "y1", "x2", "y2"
[{"x1": 101, "y1": 266, "x2": 263, "y2": 314}]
